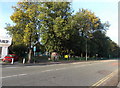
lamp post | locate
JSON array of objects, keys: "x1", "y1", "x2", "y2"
[
  {"x1": 86, "y1": 37, "x2": 88, "y2": 61},
  {"x1": 79, "y1": 29, "x2": 88, "y2": 61},
  {"x1": 85, "y1": 35, "x2": 93, "y2": 61}
]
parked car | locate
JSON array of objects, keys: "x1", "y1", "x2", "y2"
[{"x1": 2, "y1": 54, "x2": 19, "y2": 62}]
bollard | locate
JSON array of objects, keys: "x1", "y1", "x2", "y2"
[
  {"x1": 23, "y1": 58, "x2": 25, "y2": 64},
  {"x1": 11, "y1": 58, "x2": 14, "y2": 64},
  {"x1": 48, "y1": 58, "x2": 51, "y2": 60}
]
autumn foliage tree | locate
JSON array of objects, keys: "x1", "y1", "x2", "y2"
[{"x1": 6, "y1": 2, "x2": 41, "y2": 63}]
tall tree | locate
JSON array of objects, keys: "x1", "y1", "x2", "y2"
[
  {"x1": 73, "y1": 9, "x2": 104, "y2": 56},
  {"x1": 91, "y1": 31, "x2": 111, "y2": 58},
  {"x1": 109, "y1": 40, "x2": 120, "y2": 58},
  {"x1": 5, "y1": 2, "x2": 41, "y2": 63},
  {"x1": 38, "y1": 2, "x2": 75, "y2": 55},
  {"x1": 74, "y1": 9, "x2": 103, "y2": 37}
]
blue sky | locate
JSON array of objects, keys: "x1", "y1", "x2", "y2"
[
  {"x1": 0, "y1": 0, "x2": 119, "y2": 44},
  {"x1": 72, "y1": 0, "x2": 118, "y2": 44}
]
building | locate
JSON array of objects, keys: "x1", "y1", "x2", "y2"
[{"x1": 0, "y1": 36, "x2": 12, "y2": 59}]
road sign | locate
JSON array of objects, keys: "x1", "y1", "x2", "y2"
[{"x1": 33, "y1": 46, "x2": 36, "y2": 52}]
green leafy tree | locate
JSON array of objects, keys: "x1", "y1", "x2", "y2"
[
  {"x1": 91, "y1": 31, "x2": 110, "y2": 58},
  {"x1": 38, "y1": 2, "x2": 75, "y2": 55},
  {"x1": 5, "y1": 2, "x2": 41, "y2": 63},
  {"x1": 73, "y1": 9, "x2": 104, "y2": 56},
  {"x1": 109, "y1": 40, "x2": 120, "y2": 58},
  {"x1": 5, "y1": 2, "x2": 119, "y2": 61},
  {"x1": 74, "y1": 9, "x2": 103, "y2": 37}
]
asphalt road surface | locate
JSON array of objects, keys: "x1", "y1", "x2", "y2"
[{"x1": 2, "y1": 60, "x2": 118, "y2": 87}]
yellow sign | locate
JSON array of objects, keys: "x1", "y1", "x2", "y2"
[{"x1": 64, "y1": 55, "x2": 68, "y2": 58}]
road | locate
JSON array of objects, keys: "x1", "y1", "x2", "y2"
[{"x1": 2, "y1": 60, "x2": 118, "y2": 87}]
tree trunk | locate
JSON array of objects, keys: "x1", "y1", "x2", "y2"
[
  {"x1": 28, "y1": 48, "x2": 32, "y2": 63},
  {"x1": 81, "y1": 53, "x2": 83, "y2": 57}
]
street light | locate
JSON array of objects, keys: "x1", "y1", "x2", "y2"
[
  {"x1": 85, "y1": 34, "x2": 92, "y2": 61},
  {"x1": 86, "y1": 37, "x2": 88, "y2": 61},
  {"x1": 79, "y1": 29, "x2": 88, "y2": 61}
]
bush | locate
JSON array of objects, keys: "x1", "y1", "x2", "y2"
[
  {"x1": 10, "y1": 44, "x2": 27, "y2": 58},
  {"x1": 31, "y1": 56, "x2": 49, "y2": 63}
]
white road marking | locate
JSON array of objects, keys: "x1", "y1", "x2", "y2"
[
  {"x1": 25, "y1": 64, "x2": 67, "y2": 68},
  {"x1": 2, "y1": 74, "x2": 27, "y2": 79},
  {"x1": 55, "y1": 67, "x2": 66, "y2": 70},
  {"x1": 41, "y1": 69, "x2": 54, "y2": 73},
  {"x1": 40, "y1": 64, "x2": 94, "y2": 73},
  {"x1": 4, "y1": 67, "x2": 18, "y2": 68},
  {"x1": 2, "y1": 63, "x2": 94, "y2": 79}
]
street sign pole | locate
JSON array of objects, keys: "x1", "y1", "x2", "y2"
[
  {"x1": 33, "y1": 46, "x2": 36, "y2": 56},
  {"x1": 86, "y1": 38, "x2": 87, "y2": 61}
]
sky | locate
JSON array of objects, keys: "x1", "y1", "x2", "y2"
[{"x1": 0, "y1": 0, "x2": 119, "y2": 44}]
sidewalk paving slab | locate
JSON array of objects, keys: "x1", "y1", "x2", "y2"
[{"x1": 117, "y1": 82, "x2": 120, "y2": 88}]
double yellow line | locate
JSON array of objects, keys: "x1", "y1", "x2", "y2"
[{"x1": 90, "y1": 69, "x2": 118, "y2": 88}]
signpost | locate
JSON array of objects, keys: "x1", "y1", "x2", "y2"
[{"x1": 33, "y1": 46, "x2": 36, "y2": 56}]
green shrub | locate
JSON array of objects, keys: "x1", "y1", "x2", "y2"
[{"x1": 31, "y1": 56, "x2": 49, "y2": 63}]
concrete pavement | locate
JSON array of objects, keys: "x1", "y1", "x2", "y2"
[
  {"x1": 117, "y1": 82, "x2": 120, "y2": 88},
  {"x1": 1, "y1": 60, "x2": 116, "y2": 67}
]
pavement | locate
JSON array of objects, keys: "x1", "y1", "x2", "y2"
[
  {"x1": 2, "y1": 60, "x2": 118, "y2": 87},
  {"x1": 1, "y1": 60, "x2": 98, "y2": 67},
  {"x1": 117, "y1": 83, "x2": 120, "y2": 88},
  {"x1": 1, "y1": 59, "x2": 116, "y2": 66}
]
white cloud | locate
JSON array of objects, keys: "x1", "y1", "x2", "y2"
[
  {"x1": 0, "y1": 28, "x2": 8, "y2": 36},
  {"x1": 106, "y1": 25, "x2": 118, "y2": 44}
]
